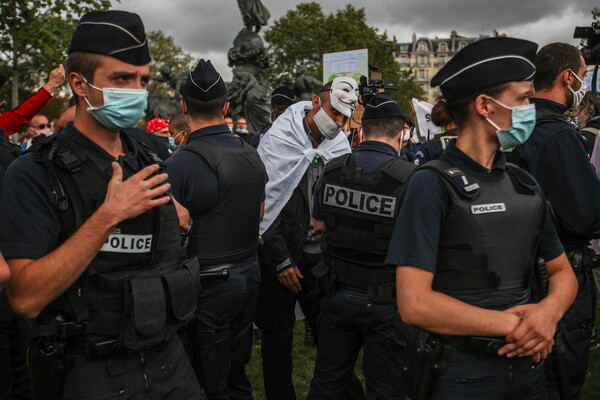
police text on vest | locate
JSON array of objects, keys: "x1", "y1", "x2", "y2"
[
  {"x1": 100, "y1": 234, "x2": 153, "y2": 253},
  {"x1": 470, "y1": 203, "x2": 507, "y2": 215},
  {"x1": 324, "y1": 184, "x2": 396, "y2": 217}
]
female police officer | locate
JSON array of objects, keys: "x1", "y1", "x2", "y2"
[{"x1": 386, "y1": 37, "x2": 578, "y2": 399}]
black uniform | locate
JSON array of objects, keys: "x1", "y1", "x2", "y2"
[
  {"x1": 308, "y1": 140, "x2": 415, "y2": 399},
  {"x1": 166, "y1": 124, "x2": 266, "y2": 400},
  {"x1": 386, "y1": 141, "x2": 564, "y2": 399},
  {"x1": 514, "y1": 97, "x2": 600, "y2": 399},
  {"x1": 0, "y1": 124, "x2": 203, "y2": 399}
]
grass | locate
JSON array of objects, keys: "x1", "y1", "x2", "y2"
[{"x1": 247, "y1": 316, "x2": 600, "y2": 399}]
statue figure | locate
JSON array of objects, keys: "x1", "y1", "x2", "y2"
[
  {"x1": 228, "y1": 0, "x2": 272, "y2": 132},
  {"x1": 237, "y1": 0, "x2": 271, "y2": 32},
  {"x1": 146, "y1": 64, "x2": 188, "y2": 119},
  {"x1": 293, "y1": 65, "x2": 322, "y2": 101}
]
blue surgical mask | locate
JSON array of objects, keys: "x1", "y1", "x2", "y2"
[
  {"x1": 486, "y1": 97, "x2": 536, "y2": 150},
  {"x1": 168, "y1": 130, "x2": 184, "y2": 150},
  {"x1": 83, "y1": 78, "x2": 148, "y2": 132},
  {"x1": 235, "y1": 128, "x2": 248, "y2": 134}
]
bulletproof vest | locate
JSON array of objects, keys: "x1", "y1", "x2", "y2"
[
  {"x1": 321, "y1": 153, "x2": 416, "y2": 269},
  {"x1": 28, "y1": 134, "x2": 192, "y2": 347},
  {"x1": 423, "y1": 158, "x2": 545, "y2": 310},
  {"x1": 183, "y1": 138, "x2": 266, "y2": 265}
]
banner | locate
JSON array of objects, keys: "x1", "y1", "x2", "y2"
[{"x1": 411, "y1": 98, "x2": 441, "y2": 141}]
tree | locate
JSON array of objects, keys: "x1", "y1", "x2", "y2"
[
  {"x1": 263, "y1": 2, "x2": 422, "y2": 115},
  {"x1": 0, "y1": 0, "x2": 112, "y2": 107}
]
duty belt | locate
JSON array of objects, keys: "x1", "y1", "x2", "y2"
[
  {"x1": 443, "y1": 335, "x2": 507, "y2": 356},
  {"x1": 199, "y1": 256, "x2": 256, "y2": 273},
  {"x1": 67, "y1": 336, "x2": 137, "y2": 359},
  {"x1": 335, "y1": 280, "x2": 395, "y2": 304}
]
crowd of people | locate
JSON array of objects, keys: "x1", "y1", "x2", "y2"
[{"x1": 0, "y1": 8, "x2": 600, "y2": 400}]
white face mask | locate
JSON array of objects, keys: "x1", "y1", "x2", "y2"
[
  {"x1": 567, "y1": 70, "x2": 587, "y2": 109},
  {"x1": 329, "y1": 77, "x2": 358, "y2": 118},
  {"x1": 313, "y1": 108, "x2": 341, "y2": 140},
  {"x1": 36, "y1": 128, "x2": 53, "y2": 137}
]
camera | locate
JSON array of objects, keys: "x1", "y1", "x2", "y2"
[
  {"x1": 358, "y1": 68, "x2": 398, "y2": 106},
  {"x1": 574, "y1": 22, "x2": 600, "y2": 65}
]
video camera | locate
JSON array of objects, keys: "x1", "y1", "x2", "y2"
[
  {"x1": 358, "y1": 67, "x2": 398, "y2": 106},
  {"x1": 574, "y1": 22, "x2": 600, "y2": 65}
]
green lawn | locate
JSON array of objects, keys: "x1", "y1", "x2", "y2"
[{"x1": 248, "y1": 320, "x2": 600, "y2": 399}]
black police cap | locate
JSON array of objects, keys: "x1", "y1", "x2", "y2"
[
  {"x1": 68, "y1": 10, "x2": 151, "y2": 66},
  {"x1": 431, "y1": 37, "x2": 538, "y2": 101},
  {"x1": 182, "y1": 59, "x2": 227, "y2": 101},
  {"x1": 271, "y1": 87, "x2": 296, "y2": 106},
  {"x1": 362, "y1": 93, "x2": 407, "y2": 121}
]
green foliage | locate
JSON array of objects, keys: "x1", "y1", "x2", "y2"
[
  {"x1": 0, "y1": 0, "x2": 112, "y2": 107},
  {"x1": 263, "y1": 2, "x2": 422, "y2": 115}
]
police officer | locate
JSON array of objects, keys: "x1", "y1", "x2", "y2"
[
  {"x1": 250, "y1": 86, "x2": 296, "y2": 148},
  {"x1": 165, "y1": 59, "x2": 266, "y2": 400},
  {"x1": 387, "y1": 37, "x2": 578, "y2": 399},
  {"x1": 513, "y1": 42, "x2": 600, "y2": 399},
  {"x1": 307, "y1": 93, "x2": 416, "y2": 399},
  {"x1": 0, "y1": 11, "x2": 203, "y2": 399}
]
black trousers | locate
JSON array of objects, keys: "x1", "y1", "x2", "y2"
[
  {"x1": 183, "y1": 261, "x2": 260, "y2": 400},
  {"x1": 0, "y1": 292, "x2": 30, "y2": 400},
  {"x1": 546, "y1": 266, "x2": 593, "y2": 400},
  {"x1": 61, "y1": 335, "x2": 204, "y2": 400},
  {"x1": 255, "y1": 252, "x2": 365, "y2": 400},
  {"x1": 307, "y1": 292, "x2": 405, "y2": 400}
]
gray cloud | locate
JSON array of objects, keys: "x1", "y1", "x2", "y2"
[{"x1": 114, "y1": 0, "x2": 599, "y2": 80}]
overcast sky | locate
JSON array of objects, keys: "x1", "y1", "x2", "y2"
[{"x1": 114, "y1": 0, "x2": 598, "y2": 81}]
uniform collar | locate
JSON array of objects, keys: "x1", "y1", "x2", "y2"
[
  {"x1": 188, "y1": 124, "x2": 232, "y2": 142},
  {"x1": 531, "y1": 97, "x2": 569, "y2": 115},
  {"x1": 355, "y1": 140, "x2": 398, "y2": 158},
  {"x1": 444, "y1": 139, "x2": 506, "y2": 176}
]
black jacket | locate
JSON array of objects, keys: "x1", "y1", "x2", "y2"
[{"x1": 258, "y1": 171, "x2": 311, "y2": 277}]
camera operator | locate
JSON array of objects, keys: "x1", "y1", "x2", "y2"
[{"x1": 514, "y1": 42, "x2": 600, "y2": 400}]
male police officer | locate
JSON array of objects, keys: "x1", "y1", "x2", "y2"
[
  {"x1": 256, "y1": 78, "x2": 365, "y2": 399},
  {"x1": 307, "y1": 93, "x2": 416, "y2": 399},
  {"x1": 514, "y1": 42, "x2": 600, "y2": 399},
  {"x1": 0, "y1": 11, "x2": 203, "y2": 399},
  {"x1": 165, "y1": 59, "x2": 266, "y2": 400}
]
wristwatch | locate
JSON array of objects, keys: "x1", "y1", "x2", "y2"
[{"x1": 181, "y1": 219, "x2": 193, "y2": 238}]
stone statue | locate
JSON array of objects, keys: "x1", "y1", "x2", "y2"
[
  {"x1": 237, "y1": 0, "x2": 271, "y2": 32},
  {"x1": 146, "y1": 64, "x2": 188, "y2": 119},
  {"x1": 228, "y1": 0, "x2": 272, "y2": 132},
  {"x1": 293, "y1": 65, "x2": 322, "y2": 101}
]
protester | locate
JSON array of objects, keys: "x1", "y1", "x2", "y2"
[
  {"x1": 256, "y1": 77, "x2": 365, "y2": 399},
  {"x1": 0, "y1": 10, "x2": 203, "y2": 399},
  {"x1": 251, "y1": 86, "x2": 296, "y2": 148},
  {"x1": 389, "y1": 37, "x2": 577, "y2": 399},
  {"x1": 0, "y1": 65, "x2": 65, "y2": 137},
  {"x1": 166, "y1": 59, "x2": 266, "y2": 399},
  {"x1": 168, "y1": 113, "x2": 190, "y2": 151}
]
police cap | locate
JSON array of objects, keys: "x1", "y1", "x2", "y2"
[
  {"x1": 182, "y1": 59, "x2": 227, "y2": 101},
  {"x1": 271, "y1": 87, "x2": 296, "y2": 106},
  {"x1": 431, "y1": 37, "x2": 537, "y2": 101},
  {"x1": 362, "y1": 93, "x2": 407, "y2": 121},
  {"x1": 68, "y1": 10, "x2": 151, "y2": 66}
]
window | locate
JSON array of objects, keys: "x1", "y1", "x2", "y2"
[
  {"x1": 418, "y1": 55, "x2": 426, "y2": 66},
  {"x1": 439, "y1": 42, "x2": 448, "y2": 52},
  {"x1": 400, "y1": 56, "x2": 409, "y2": 66},
  {"x1": 418, "y1": 42, "x2": 428, "y2": 52},
  {"x1": 458, "y1": 41, "x2": 468, "y2": 50},
  {"x1": 439, "y1": 56, "x2": 446, "y2": 66},
  {"x1": 418, "y1": 70, "x2": 427, "y2": 81},
  {"x1": 400, "y1": 44, "x2": 409, "y2": 53}
]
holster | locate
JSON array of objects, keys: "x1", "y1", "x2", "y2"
[
  {"x1": 119, "y1": 257, "x2": 200, "y2": 351},
  {"x1": 28, "y1": 336, "x2": 70, "y2": 400},
  {"x1": 395, "y1": 316, "x2": 451, "y2": 400}
]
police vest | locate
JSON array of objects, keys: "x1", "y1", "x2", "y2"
[
  {"x1": 423, "y1": 158, "x2": 545, "y2": 310},
  {"x1": 27, "y1": 133, "x2": 195, "y2": 351},
  {"x1": 320, "y1": 153, "x2": 416, "y2": 270},
  {"x1": 182, "y1": 138, "x2": 266, "y2": 266}
]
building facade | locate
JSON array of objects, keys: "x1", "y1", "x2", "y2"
[{"x1": 395, "y1": 30, "x2": 505, "y2": 102}]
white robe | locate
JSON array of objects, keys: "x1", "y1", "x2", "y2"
[{"x1": 258, "y1": 101, "x2": 351, "y2": 234}]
